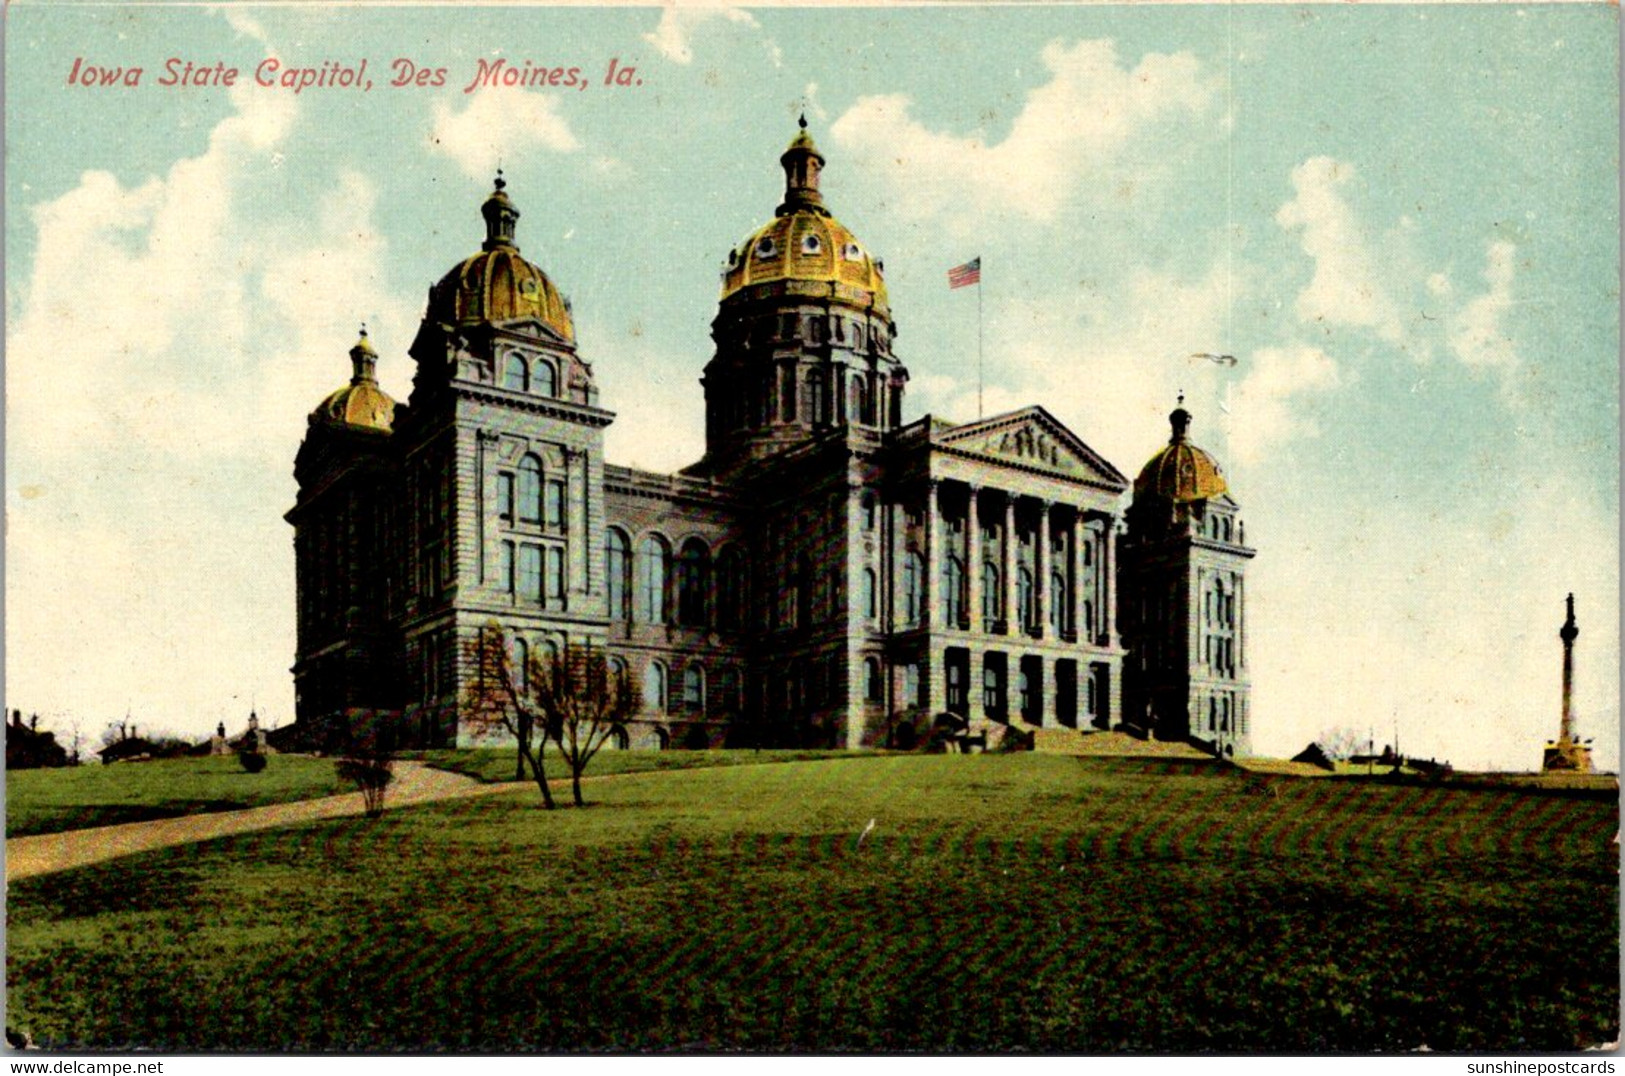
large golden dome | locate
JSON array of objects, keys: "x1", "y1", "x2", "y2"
[
  {"x1": 426, "y1": 176, "x2": 575, "y2": 342},
  {"x1": 313, "y1": 330, "x2": 396, "y2": 433},
  {"x1": 1134, "y1": 403, "x2": 1228, "y2": 503},
  {"x1": 719, "y1": 122, "x2": 889, "y2": 313}
]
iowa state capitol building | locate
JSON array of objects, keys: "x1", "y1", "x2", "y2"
[{"x1": 288, "y1": 125, "x2": 1255, "y2": 756}]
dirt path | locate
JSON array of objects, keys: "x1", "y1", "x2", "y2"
[{"x1": 5, "y1": 762, "x2": 527, "y2": 882}]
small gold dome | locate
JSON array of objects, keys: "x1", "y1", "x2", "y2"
[
  {"x1": 719, "y1": 124, "x2": 889, "y2": 313},
  {"x1": 1134, "y1": 404, "x2": 1228, "y2": 503},
  {"x1": 427, "y1": 175, "x2": 575, "y2": 342},
  {"x1": 312, "y1": 330, "x2": 397, "y2": 433}
]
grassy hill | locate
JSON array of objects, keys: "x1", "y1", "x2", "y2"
[
  {"x1": 7, "y1": 753, "x2": 1617, "y2": 1051},
  {"x1": 5, "y1": 754, "x2": 357, "y2": 837}
]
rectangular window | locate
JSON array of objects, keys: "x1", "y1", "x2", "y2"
[
  {"x1": 518, "y1": 544, "x2": 543, "y2": 602},
  {"x1": 545, "y1": 481, "x2": 566, "y2": 531},
  {"x1": 904, "y1": 664, "x2": 921, "y2": 708},
  {"x1": 545, "y1": 546, "x2": 565, "y2": 605},
  {"x1": 499, "y1": 541, "x2": 515, "y2": 594},
  {"x1": 498, "y1": 474, "x2": 515, "y2": 522}
]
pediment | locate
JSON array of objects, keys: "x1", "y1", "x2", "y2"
[
  {"x1": 492, "y1": 318, "x2": 572, "y2": 347},
  {"x1": 934, "y1": 407, "x2": 1127, "y2": 487}
]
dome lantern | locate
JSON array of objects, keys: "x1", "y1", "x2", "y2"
[
  {"x1": 778, "y1": 113, "x2": 827, "y2": 216},
  {"x1": 481, "y1": 170, "x2": 520, "y2": 252},
  {"x1": 349, "y1": 325, "x2": 379, "y2": 384}
]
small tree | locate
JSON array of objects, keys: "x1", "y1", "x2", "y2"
[
  {"x1": 333, "y1": 714, "x2": 396, "y2": 817},
  {"x1": 464, "y1": 625, "x2": 637, "y2": 808},
  {"x1": 533, "y1": 643, "x2": 638, "y2": 807},
  {"x1": 465, "y1": 624, "x2": 558, "y2": 810}
]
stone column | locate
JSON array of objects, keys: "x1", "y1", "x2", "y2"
[
  {"x1": 966, "y1": 486, "x2": 983, "y2": 632},
  {"x1": 1104, "y1": 518, "x2": 1120, "y2": 646},
  {"x1": 1068, "y1": 510, "x2": 1084, "y2": 642},
  {"x1": 1035, "y1": 501, "x2": 1051, "y2": 640},
  {"x1": 1002, "y1": 495, "x2": 1017, "y2": 635},
  {"x1": 925, "y1": 480, "x2": 942, "y2": 630}
]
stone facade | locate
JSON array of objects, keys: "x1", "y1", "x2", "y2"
[{"x1": 287, "y1": 127, "x2": 1254, "y2": 755}]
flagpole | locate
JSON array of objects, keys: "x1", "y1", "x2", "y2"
[{"x1": 977, "y1": 260, "x2": 984, "y2": 420}]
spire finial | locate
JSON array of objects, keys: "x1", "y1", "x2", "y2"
[
  {"x1": 494, "y1": 167, "x2": 506, "y2": 192},
  {"x1": 799, "y1": 110, "x2": 808, "y2": 130}
]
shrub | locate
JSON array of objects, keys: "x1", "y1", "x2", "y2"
[
  {"x1": 335, "y1": 755, "x2": 393, "y2": 817},
  {"x1": 239, "y1": 752, "x2": 267, "y2": 774}
]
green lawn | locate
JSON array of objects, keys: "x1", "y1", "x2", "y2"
[
  {"x1": 410, "y1": 746, "x2": 870, "y2": 783},
  {"x1": 6, "y1": 755, "x2": 356, "y2": 837},
  {"x1": 7, "y1": 754, "x2": 1617, "y2": 1051}
]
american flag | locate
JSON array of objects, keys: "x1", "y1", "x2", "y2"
[{"x1": 947, "y1": 257, "x2": 981, "y2": 289}]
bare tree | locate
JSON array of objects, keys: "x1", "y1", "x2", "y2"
[
  {"x1": 1316, "y1": 726, "x2": 1366, "y2": 762},
  {"x1": 465, "y1": 624, "x2": 558, "y2": 810},
  {"x1": 464, "y1": 624, "x2": 638, "y2": 808},
  {"x1": 533, "y1": 643, "x2": 638, "y2": 807}
]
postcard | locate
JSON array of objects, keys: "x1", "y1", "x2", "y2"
[{"x1": 6, "y1": 0, "x2": 1619, "y2": 1056}]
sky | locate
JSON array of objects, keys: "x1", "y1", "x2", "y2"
[{"x1": 5, "y1": 2, "x2": 1618, "y2": 770}]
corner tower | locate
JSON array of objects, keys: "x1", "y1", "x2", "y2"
[
  {"x1": 401, "y1": 175, "x2": 615, "y2": 745},
  {"x1": 1119, "y1": 400, "x2": 1255, "y2": 757},
  {"x1": 689, "y1": 120, "x2": 908, "y2": 477}
]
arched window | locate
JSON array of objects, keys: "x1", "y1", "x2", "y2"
[
  {"x1": 1017, "y1": 568, "x2": 1035, "y2": 631},
  {"x1": 864, "y1": 657, "x2": 882, "y2": 703},
  {"x1": 861, "y1": 492, "x2": 877, "y2": 532},
  {"x1": 605, "y1": 529, "x2": 631, "y2": 621},
  {"x1": 677, "y1": 538, "x2": 710, "y2": 627},
  {"x1": 643, "y1": 661, "x2": 666, "y2": 713},
  {"x1": 518, "y1": 455, "x2": 543, "y2": 524},
  {"x1": 715, "y1": 546, "x2": 746, "y2": 631},
  {"x1": 535, "y1": 360, "x2": 557, "y2": 397},
  {"x1": 902, "y1": 551, "x2": 925, "y2": 627},
  {"x1": 850, "y1": 378, "x2": 868, "y2": 426},
  {"x1": 982, "y1": 561, "x2": 1001, "y2": 622},
  {"x1": 942, "y1": 556, "x2": 966, "y2": 627},
  {"x1": 862, "y1": 568, "x2": 878, "y2": 620},
  {"x1": 504, "y1": 354, "x2": 529, "y2": 392},
  {"x1": 638, "y1": 535, "x2": 670, "y2": 624},
  {"x1": 683, "y1": 664, "x2": 705, "y2": 713}
]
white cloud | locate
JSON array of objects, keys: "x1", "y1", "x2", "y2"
[
  {"x1": 831, "y1": 39, "x2": 1213, "y2": 223},
  {"x1": 5, "y1": 87, "x2": 418, "y2": 739},
  {"x1": 1275, "y1": 156, "x2": 1407, "y2": 346},
  {"x1": 1227, "y1": 345, "x2": 1343, "y2": 465},
  {"x1": 1448, "y1": 239, "x2": 1520, "y2": 379},
  {"x1": 642, "y1": 5, "x2": 761, "y2": 66},
  {"x1": 428, "y1": 91, "x2": 580, "y2": 182}
]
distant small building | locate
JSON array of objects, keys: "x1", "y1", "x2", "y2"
[
  {"x1": 1290, "y1": 741, "x2": 1336, "y2": 772},
  {"x1": 5, "y1": 710, "x2": 69, "y2": 769}
]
